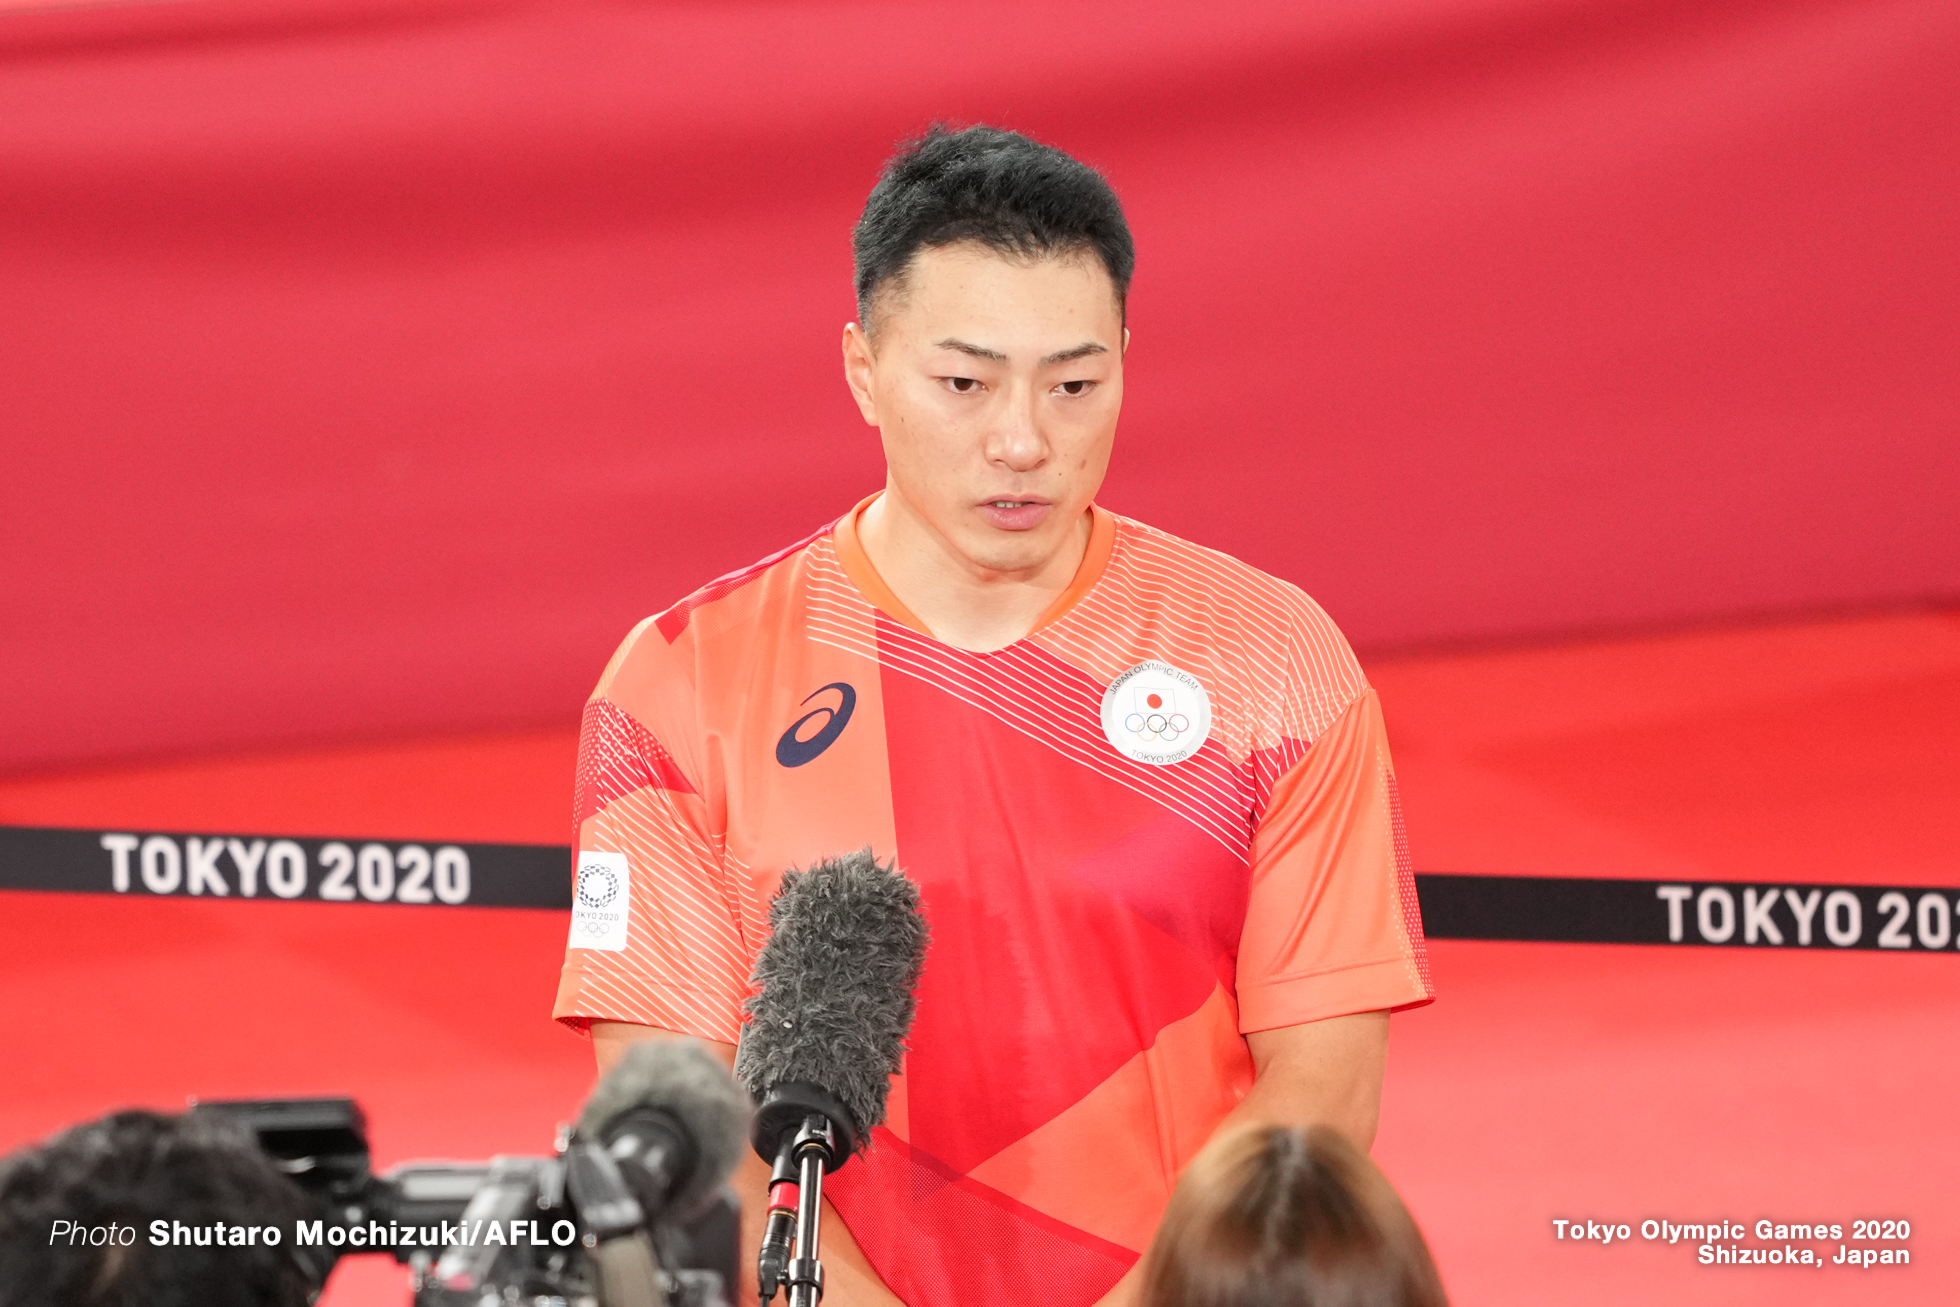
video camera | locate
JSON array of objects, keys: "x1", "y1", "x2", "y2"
[{"x1": 191, "y1": 1097, "x2": 738, "y2": 1307}]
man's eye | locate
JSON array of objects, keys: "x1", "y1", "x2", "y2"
[
  {"x1": 944, "y1": 377, "x2": 980, "y2": 394},
  {"x1": 1057, "y1": 380, "x2": 1095, "y2": 397}
]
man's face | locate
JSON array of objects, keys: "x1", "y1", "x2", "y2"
[{"x1": 844, "y1": 241, "x2": 1126, "y2": 576}]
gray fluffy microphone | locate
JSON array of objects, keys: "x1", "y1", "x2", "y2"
[
  {"x1": 576, "y1": 1037, "x2": 751, "y2": 1220},
  {"x1": 733, "y1": 848, "x2": 930, "y2": 1156},
  {"x1": 733, "y1": 849, "x2": 928, "y2": 1306}
]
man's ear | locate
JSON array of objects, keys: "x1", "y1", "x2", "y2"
[
  {"x1": 1121, "y1": 327, "x2": 1130, "y2": 356},
  {"x1": 842, "y1": 323, "x2": 880, "y2": 427}
]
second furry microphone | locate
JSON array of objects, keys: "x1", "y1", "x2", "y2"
[{"x1": 733, "y1": 848, "x2": 929, "y2": 1151}]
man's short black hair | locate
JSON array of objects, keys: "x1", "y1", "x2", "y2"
[
  {"x1": 853, "y1": 124, "x2": 1135, "y2": 332},
  {"x1": 0, "y1": 1109, "x2": 320, "y2": 1307}
]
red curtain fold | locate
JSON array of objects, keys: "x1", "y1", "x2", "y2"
[{"x1": 2, "y1": 0, "x2": 1956, "y2": 771}]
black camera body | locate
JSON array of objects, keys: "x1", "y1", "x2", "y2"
[{"x1": 191, "y1": 1097, "x2": 737, "y2": 1307}]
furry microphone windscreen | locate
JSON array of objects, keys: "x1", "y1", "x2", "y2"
[
  {"x1": 576, "y1": 1039, "x2": 750, "y2": 1216},
  {"x1": 733, "y1": 849, "x2": 930, "y2": 1147}
]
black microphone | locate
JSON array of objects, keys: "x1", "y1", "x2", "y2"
[
  {"x1": 733, "y1": 850, "x2": 929, "y2": 1307},
  {"x1": 567, "y1": 1039, "x2": 750, "y2": 1307},
  {"x1": 576, "y1": 1038, "x2": 751, "y2": 1224}
]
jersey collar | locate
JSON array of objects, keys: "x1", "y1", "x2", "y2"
[{"x1": 831, "y1": 492, "x2": 1116, "y2": 642}]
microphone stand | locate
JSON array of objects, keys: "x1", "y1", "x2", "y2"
[
  {"x1": 750, "y1": 1082, "x2": 858, "y2": 1307},
  {"x1": 784, "y1": 1114, "x2": 839, "y2": 1307}
]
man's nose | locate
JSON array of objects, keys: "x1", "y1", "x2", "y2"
[{"x1": 986, "y1": 386, "x2": 1047, "y2": 471}]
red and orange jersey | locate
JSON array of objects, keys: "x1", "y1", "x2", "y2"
[{"x1": 554, "y1": 496, "x2": 1432, "y2": 1306}]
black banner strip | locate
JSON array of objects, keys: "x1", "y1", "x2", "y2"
[
  {"x1": 1, "y1": 827, "x2": 1955, "y2": 953},
  {"x1": 1415, "y1": 873, "x2": 1960, "y2": 953},
  {"x1": 0, "y1": 825, "x2": 569, "y2": 910}
]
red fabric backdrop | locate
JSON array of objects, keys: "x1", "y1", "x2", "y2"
[{"x1": 3, "y1": 0, "x2": 1956, "y2": 773}]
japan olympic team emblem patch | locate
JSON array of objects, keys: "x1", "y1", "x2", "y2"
[{"x1": 1101, "y1": 661, "x2": 1213, "y2": 765}]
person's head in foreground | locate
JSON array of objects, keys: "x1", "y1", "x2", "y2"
[
  {"x1": 0, "y1": 1108, "x2": 319, "y2": 1307},
  {"x1": 1140, "y1": 1124, "x2": 1448, "y2": 1307},
  {"x1": 842, "y1": 123, "x2": 1135, "y2": 645}
]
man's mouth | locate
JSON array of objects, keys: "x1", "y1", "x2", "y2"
[{"x1": 977, "y1": 499, "x2": 1053, "y2": 531}]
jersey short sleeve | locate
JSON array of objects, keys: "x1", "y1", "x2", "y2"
[
  {"x1": 552, "y1": 620, "x2": 750, "y2": 1043},
  {"x1": 1235, "y1": 686, "x2": 1433, "y2": 1031}
]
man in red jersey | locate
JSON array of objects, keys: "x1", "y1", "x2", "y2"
[{"x1": 554, "y1": 125, "x2": 1433, "y2": 1307}]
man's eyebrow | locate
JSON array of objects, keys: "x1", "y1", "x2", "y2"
[
  {"x1": 1039, "y1": 341, "x2": 1108, "y2": 366},
  {"x1": 932, "y1": 338, "x2": 1009, "y2": 362},
  {"x1": 930, "y1": 338, "x2": 1110, "y2": 366}
]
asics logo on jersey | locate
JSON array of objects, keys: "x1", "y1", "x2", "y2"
[{"x1": 776, "y1": 682, "x2": 857, "y2": 767}]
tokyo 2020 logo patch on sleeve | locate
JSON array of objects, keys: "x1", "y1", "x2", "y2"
[
  {"x1": 1101, "y1": 661, "x2": 1213, "y2": 765},
  {"x1": 570, "y1": 849, "x2": 631, "y2": 951}
]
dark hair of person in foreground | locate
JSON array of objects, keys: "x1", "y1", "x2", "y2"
[
  {"x1": 1140, "y1": 1124, "x2": 1449, "y2": 1307},
  {"x1": 0, "y1": 1109, "x2": 319, "y2": 1307},
  {"x1": 852, "y1": 122, "x2": 1135, "y2": 332}
]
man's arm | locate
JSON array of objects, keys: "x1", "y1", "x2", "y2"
[
  {"x1": 592, "y1": 1021, "x2": 906, "y2": 1307},
  {"x1": 1090, "y1": 1009, "x2": 1391, "y2": 1307},
  {"x1": 1233, "y1": 1009, "x2": 1390, "y2": 1148}
]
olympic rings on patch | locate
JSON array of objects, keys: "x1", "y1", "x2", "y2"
[{"x1": 1123, "y1": 701, "x2": 1191, "y2": 745}]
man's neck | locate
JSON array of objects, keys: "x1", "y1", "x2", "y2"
[{"x1": 857, "y1": 489, "x2": 1092, "y2": 653}]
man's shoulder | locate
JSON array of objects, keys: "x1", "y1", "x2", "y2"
[
  {"x1": 1090, "y1": 512, "x2": 1369, "y2": 737},
  {"x1": 649, "y1": 518, "x2": 841, "y2": 646},
  {"x1": 597, "y1": 517, "x2": 842, "y2": 697},
  {"x1": 1104, "y1": 512, "x2": 1352, "y2": 647}
]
